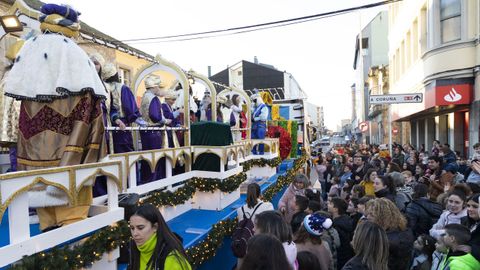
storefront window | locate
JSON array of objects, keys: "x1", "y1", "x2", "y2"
[{"x1": 440, "y1": 0, "x2": 461, "y2": 43}]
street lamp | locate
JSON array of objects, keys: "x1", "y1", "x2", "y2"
[{"x1": 0, "y1": 15, "x2": 23, "y2": 34}]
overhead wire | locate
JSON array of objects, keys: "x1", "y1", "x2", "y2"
[{"x1": 121, "y1": 0, "x2": 401, "y2": 44}]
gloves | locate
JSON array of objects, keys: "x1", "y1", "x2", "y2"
[{"x1": 135, "y1": 118, "x2": 147, "y2": 127}]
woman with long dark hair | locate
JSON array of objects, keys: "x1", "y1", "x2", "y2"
[
  {"x1": 255, "y1": 211, "x2": 298, "y2": 269},
  {"x1": 239, "y1": 234, "x2": 291, "y2": 270},
  {"x1": 237, "y1": 183, "x2": 273, "y2": 223},
  {"x1": 128, "y1": 204, "x2": 191, "y2": 270}
]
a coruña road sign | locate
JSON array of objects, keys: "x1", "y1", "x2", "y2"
[{"x1": 369, "y1": 93, "x2": 423, "y2": 104}]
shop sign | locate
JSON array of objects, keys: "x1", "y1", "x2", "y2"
[{"x1": 426, "y1": 83, "x2": 472, "y2": 107}]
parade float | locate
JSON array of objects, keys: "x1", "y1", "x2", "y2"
[{"x1": 0, "y1": 1, "x2": 309, "y2": 269}]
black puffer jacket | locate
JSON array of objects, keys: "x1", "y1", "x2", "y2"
[
  {"x1": 375, "y1": 188, "x2": 396, "y2": 202},
  {"x1": 333, "y1": 214, "x2": 355, "y2": 269},
  {"x1": 405, "y1": 198, "x2": 443, "y2": 237},
  {"x1": 387, "y1": 229, "x2": 414, "y2": 270}
]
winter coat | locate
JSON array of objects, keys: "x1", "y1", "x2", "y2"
[
  {"x1": 278, "y1": 184, "x2": 306, "y2": 223},
  {"x1": 386, "y1": 229, "x2": 414, "y2": 270},
  {"x1": 322, "y1": 228, "x2": 340, "y2": 270},
  {"x1": 296, "y1": 241, "x2": 332, "y2": 270},
  {"x1": 461, "y1": 216, "x2": 480, "y2": 261},
  {"x1": 405, "y1": 198, "x2": 443, "y2": 237},
  {"x1": 440, "y1": 250, "x2": 480, "y2": 270},
  {"x1": 341, "y1": 256, "x2": 370, "y2": 270},
  {"x1": 374, "y1": 188, "x2": 396, "y2": 202},
  {"x1": 282, "y1": 241, "x2": 298, "y2": 270},
  {"x1": 333, "y1": 215, "x2": 355, "y2": 269},
  {"x1": 410, "y1": 253, "x2": 431, "y2": 270},
  {"x1": 359, "y1": 180, "x2": 375, "y2": 196},
  {"x1": 430, "y1": 209, "x2": 468, "y2": 240}
]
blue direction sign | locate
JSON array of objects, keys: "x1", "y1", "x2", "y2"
[{"x1": 369, "y1": 93, "x2": 423, "y2": 104}]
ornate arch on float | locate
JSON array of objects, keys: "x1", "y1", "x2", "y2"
[
  {"x1": 187, "y1": 70, "x2": 217, "y2": 122},
  {"x1": 131, "y1": 54, "x2": 190, "y2": 145},
  {"x1": 217, "y1": 86, "x2": 252, "y2": 139}
]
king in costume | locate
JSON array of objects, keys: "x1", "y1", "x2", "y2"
[{"x1": 3, "y1": 4, "x2": 107, "y2": 230}]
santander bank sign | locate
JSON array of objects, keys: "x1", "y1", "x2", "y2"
[{"x1": 425, "y1": 83, "x2": 472, "y2": 108}]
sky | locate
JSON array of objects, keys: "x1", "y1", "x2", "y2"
[{"x1": 49, "y1": 0, "x2": 387, "y2": 130}]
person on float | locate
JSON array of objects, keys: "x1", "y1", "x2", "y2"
[
  {"x1": 229, "y1": 94, "x2": 246, "y2": 141},
  {"x1": 139, "y1": 75, "x2": 170, "y2": 184},
  {"x1": 0, "y1": 38, "x2": 24, "y2": 172},
  {"x1": 199, "y1": 91, "x2": 211, "y2": 121},
  {"x1": 102, "y1": 63, "x2": 146, "y2": 153},
  {"x1": 250, "y1": 89, "x2": 268, "y2": 155},
  {"x1": 128, "y1": 204, "x2": 191, "y2": 270},
  {"x1": 4, "y1": 4, "x2": 107, "y2": 231},
  {"x1": 162, "y1": 89, "x2": 186, "y2": 175},
  {"x1": 89, "y1": 52, "x2": 115, "y2": 197},
  {"x1": 216, "y1": 95, "x2": 228, "y2": 123}
]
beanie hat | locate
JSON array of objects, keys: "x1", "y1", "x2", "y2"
[{"x1": 303, "y1": 214, "x2": 333, "y2": 236}]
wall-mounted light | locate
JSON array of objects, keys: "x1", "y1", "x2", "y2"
[{"x1": 0, "y1": 15, "x2": 23, "y2": 33}]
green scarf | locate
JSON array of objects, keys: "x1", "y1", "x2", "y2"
[{"x1": 137, "y1": 232, "x2": 157, "y2": 270}]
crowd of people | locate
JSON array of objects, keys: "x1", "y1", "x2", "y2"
[{"x1": 233, "y1": 141, "x2": 480, "y2": 270}]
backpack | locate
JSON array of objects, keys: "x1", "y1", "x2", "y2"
[{"x1": 231, "y1": 202, "x2": 263, "y2": 258}]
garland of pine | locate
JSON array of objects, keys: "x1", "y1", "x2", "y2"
[
  {"x1": 142, "y1": 157, "x2": 281, "y2": 207},
  {"x1": 9, "y1": 156, "x2": 301, "y2": 269},
  {"x1": 10, "y1": 221, "x2": 131, "y2": 270},
  {"x1": 185, "y1": 218, "x2": 237, "y2": 266},
  {"x1": 240, "y1": 157, "x2": 281, "y2": 171}
]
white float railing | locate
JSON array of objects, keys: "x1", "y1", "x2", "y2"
[{"x1": 0, "y1": 161, "x2": 124, "y2": 268}]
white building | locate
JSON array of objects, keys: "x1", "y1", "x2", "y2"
[
  {"x1": 388, "y1": 0, "x2": 479, "y2": 157},
  {"x1": 352, "y1": 11, "x2": 389, "y2": 143}
]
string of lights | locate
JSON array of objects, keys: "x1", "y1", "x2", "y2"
[{"x1": 122, "y1": 0, "x2": 402, "y2": 44}]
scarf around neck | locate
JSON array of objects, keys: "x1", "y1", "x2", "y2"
[{"x1": 138, "y1": 232, "x2": 157, "y2": 270}]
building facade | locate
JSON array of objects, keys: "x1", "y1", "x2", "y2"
[
  {"x1": 388, "y1": 0, "x2": 479, "y2": 157},
  {"x1": 352, "y1": 11, "x2": 389, "y2": 143}
]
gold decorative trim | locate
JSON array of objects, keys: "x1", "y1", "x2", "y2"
[
  {"x1": 188, "y1": 70, "x2": 217, "y2": 123},
  {"x1": 65, "y1": 146, "x2": 84, "y2": 153},
  {"x1": 217, "y1": 86, "x2": 252, "y2": 139},
  {"x1": 0, "y1": 177, "x2": 73, "y2": 222},
  {"x1": 0, "y1": 161, "x2": 122, "y2": 180},
  {"x1": 87, "y1": 143, "x2": 100, "y2": 150},
  {"x1": 68, "y1": 168, "x2": 76, "y2": 205},
  {"x1": 130, "y1": 155, "x2": 154, "y2": 173},
  {"x1": 193, "y1": 149, "x2": 222, "y2": 164},
  {"x1": 131, "y1": 54, "x2": 191, "y2": 146},
  {"x1": 173, "y1": 150, "x2": 191, "y2": 167},
  {"x1": 76, "y1": 168, "x2": 122, "y2": 196},
  {"x1": 17, "y1": 158, "x2": 60, "y2": 167},
  {"x1": 227, "y1": 149, "x2": 237, "y2": 162}
]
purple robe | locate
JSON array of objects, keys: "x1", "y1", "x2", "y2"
[
  {"x1": 161, "y1": 103, "x2": 185, "y2": 175},
  {"x1": 161, "y1": 103, "x2": 180, "y2": 148},
  {"x1": 139, "y1": 97, "x2": 165, "y2": 183},
  {"x1": 111, "y1": 85, "x2": 141, "y2": 153}
]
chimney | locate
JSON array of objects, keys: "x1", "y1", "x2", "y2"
[{"x1": 254, "y1": 56, "x2": 258, "y2": 64}]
